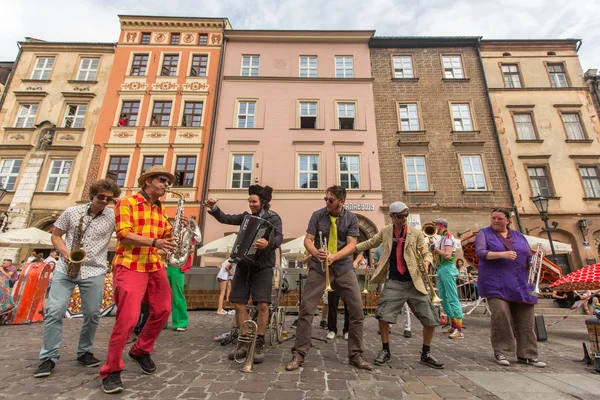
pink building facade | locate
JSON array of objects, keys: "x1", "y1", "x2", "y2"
[{"x1": 202, "y1": 31, "x2": 384, "y2": 264}]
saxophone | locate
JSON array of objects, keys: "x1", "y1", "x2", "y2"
[
  {"x1": 67, "y1": 204, "x2": 88, "y2": 278},
  {"x1": 166, "y1": 189, "x2": 200, "y2": 268}
]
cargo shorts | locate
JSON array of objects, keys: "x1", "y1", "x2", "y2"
[{"x1": 375, "y1": 279, "x2": 439, "y2": 327}]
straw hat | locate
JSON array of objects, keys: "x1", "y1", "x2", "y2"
[{"x1": 137, "y1": 165, "x2": 176, "y2": 187}]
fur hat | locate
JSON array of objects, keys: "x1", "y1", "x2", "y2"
[
  {"x1": 248, "y1": 184, "x2": 273, "y2": 203},
  {"x1": 137, "y1": 165, "x2": 176, "y2": 187}
]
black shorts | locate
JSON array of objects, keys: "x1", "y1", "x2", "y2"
[{"x1": 229, "y1": 263, "x2": 273, "y2": 304}]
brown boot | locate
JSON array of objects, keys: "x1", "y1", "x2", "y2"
[
  {"x1": 349, "y1": 355, "x2": 373, "y2": 371},
  {"x1": 229, "y1": 341, "x2": 248, "y2": 361},
  {"x1": 285, "y1": 354, "x2": 304, "y2": 371}
]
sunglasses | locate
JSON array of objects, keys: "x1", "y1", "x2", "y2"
[
  {"x1": 324, "y1": 197, "x2": 338, "y2": 204},
  {"x1": 96, "y1": 194, "x2": 116, "y2": 202},
  {"x1": 157, "y1": 176, "x2": 171, "y2": 185},
  {"x1": 391, "y1": 213, "x2": 409, "y2": 219}
]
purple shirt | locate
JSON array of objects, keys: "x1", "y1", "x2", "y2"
[
  {"x1": 4, "y1": 265, "x2": 17, "y2": 283},
  {"x1": 475, "y1": 226, "x2": 537, "y2": 304}
]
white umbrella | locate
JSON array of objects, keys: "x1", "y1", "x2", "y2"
[
  {"x1": 281, "y1": 235, "x2": 306, "y2": 259},
  {"x1": 197, "y1": 233, "x2": 237, "y2": 258},
  {"x1": 0, "y1": 227, "x2": 53, "y2": 247},
  {"x1": 524, "y1": 234, "x2": 572, "y2": 255}
]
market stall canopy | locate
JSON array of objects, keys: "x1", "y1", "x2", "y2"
[
  {"x1": 281, "y1": 235, "x2": 306, "y2": 259},
  {"x1": 525, "y1": 235, "x2": 572, "y2": 255},
  {"x1": 0, "y1": 227, "x2": 53, "y2": 247},
  {"x1": 196, "y1": 233, "x2": 237, "y2": 258}
]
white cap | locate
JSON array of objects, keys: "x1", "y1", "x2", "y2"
[{"x1": 389, "y1": 202, "x2": 408, "y2": 213}]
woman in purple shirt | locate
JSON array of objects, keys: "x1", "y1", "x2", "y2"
[{"x1": 475, "y1": 208, "x2": 546, "y2": 368}]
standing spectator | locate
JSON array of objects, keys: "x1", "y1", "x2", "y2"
[
  {"x1": 26, "y1": 251, "x2": 37, "y2": 263},
  {"x1": 44, "y1": 251, "x2": 59, "y2": 265},
  {"x1": 216, "y1": 259, "x2": 234, "y2": 315}
]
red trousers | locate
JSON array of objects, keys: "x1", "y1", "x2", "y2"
[{"x1": 99, "y1": 266, "x2": 171, "y2": 379}]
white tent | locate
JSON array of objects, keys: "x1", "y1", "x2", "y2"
[
  {"x1": 0, "y1": 227, "x2": 53, "y2": 247},
  {"x1": 524, "y1": 234, "x2": 572, "y2": 255},
  {"x1": 281, "y1": 235, "x2": 306, "y2": 259},
  {"x1": 196, "y1": 233, "x2": 237, "y2": 258}
]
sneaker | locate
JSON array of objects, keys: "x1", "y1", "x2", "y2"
[
  {"x1": 495, "y1": 354, "x2": 510, "y2": 366},
  {"x1": 229, "y1": 341, "x2": 248, "y2": 360},
  {"x1": 128, "y1": 351, "x2": 157, "y2": 374},
  {"x1": 320, "y1": 320, "x2": 328, "y2": 329},
  {"x1": 441, "y1": 326, "x2": 454, "y2": 334},
  {"x1": 253, "y1": 341, "x2": 265, "y2": 364},
  {"x1": 227, "y1": 310, "x2": 235, "y2": 315},
  {"x1": 374, "y1": 349, "x2": 391, "y2": 365},
  {"x1": 420, "y1": 352, "x2": 444, "y2": 369},
  {"x1": 343, "y1": 332, "x2": 349, "y2": 340},
  {"x1": 77, "y1": 351, "x2": 100, "y2": 367},
  {"x1": 403, "y1": 330, "x2": 412, "y2": 338},
  {"x1": 102, "y1": 371, "x2": 124, "y2": 394},
  {"x1": 517, "y1": 357, "x2": 546, "y2": 368},
  {"x1": 326, "y1": 331, "x2": 336, "y2": 340},
  {"x1": 448, "y1": 330, "x2": 464, "y2": 339},
  {"x1": 33, "y1": 359, "x2": 55, "y2": 378},
  {"x1": 175, "y1": 327, "x2": 186, "y2": 332}
]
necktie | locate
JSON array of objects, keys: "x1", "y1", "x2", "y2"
[
  {"x1": 395, "y1": 225, "x2": 406, "y2": 274},
  {"x1": 328, "y1": 215, "x2": 338, "y2": 254}
]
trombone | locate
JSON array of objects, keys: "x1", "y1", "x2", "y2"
[
  {"x1": 528, "y1": 244, "x2": 544, "y2": 296},
  {"x1": 318, "y1": 232, "x2": 334, "y2": 292},
  {"x1": 419, "y1": 223, "x2": 442, "y2": 303}
]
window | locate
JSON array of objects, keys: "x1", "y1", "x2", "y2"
[
  {"x1": 562, "y1": 113, "x2": 585, "y2": 140},
  {"x1": 502, "y1": 64, "x2": 521, "y2": 88},
  {"x1": 528, "y1": 167, "x2": 552, "y2": 197},
  {"x1": 337, "y1": 103, "x2": 355, "y2": 129},
  {"x1": 106, "y1": 156, "x2": 129, "y2": 186},
  {"x1": 151, "y1": 101, "x2": 172, "y2": 126},
  {"x1": 335, "y1": 56, "x2": 354, "y2": 78},
  {"x1": 547, "y1": 63, "x2": 568, "y2": 87},
  {"x1": 580, "y1": 167, "x2": 600, "y2": 198},
  {"x1": 45, "y1": 160, "x2": 72, "y2": 192},
  {"x1": 298, "y1": 155, "x2": 319, "y2": 189},
  {"x1": 339, "y1": 156, "x2": 360, "y2": 189},
  {"x1": 237, "y1": 101, "x2": 256, "y2": 128},
  {"x1": 161, "y1": 55, "x2": 179, "y2": 76},
  {"x1": 0, "y1": 159, "x2": 22, "y2": 191},
  {"x1": 299, "y1": 56, "x2": 317, "y2": 78},
  {"x1": 141, "y1": 33, "x2": 151, "y2": 44},
  {"x1": 231, "y1": 155, "x2": 253, "y2": 189},
  {"x1": 442, "y1": 55, "x2": 464, "y2": 79},
  {"x1": 241, "y1": 55, "x2": 259, "y2": 77},
  {"x1": 451, "y1": 103, "x2": 473, "y2": 131},
  {"x1": 404, "y1": 156, "x2": 428, "y2": 191},
  {"x1": 398, "y1": 103, "x2": 420, "y2": 131},
  {"x1": 190, "y1": 55, "x2": 208, "y2": 77},
  {"x1": 120, "y1": 101, "x2": 140, "y2": 126},
  {"x1": 393, "y1": 56, "x2": 414, "y2": 78},
  {"x1": 170, "y1": 33, "x2": 180, "y2": 45},
  {"x1": 76, "y1": 58, "x2": 99, "y2": 81},
  {"x1": 142, "y1": 156, "x2": 164, "y2": 173},
  {"x1": 182, "y1": 102, "x2": 203, "y2": 127},
  {"x1": 31, "y1": 57, "x2": 54, "y2": 80},
  {"x1": 460, "y1": 155, "x2": 487, "y2": 191},
  {"x1": 130, "y1": 54, "x2": 149, "y2": 76},
  {"x1": 14, "y1": 104, "x2": 38, "y2": 128},
  {"x1": 198, "y1": 34, "x2": 208, "y2": 46},
  {"x1": 63, "y1": 104, "x2": 87, "y2": 128},
  {"x1": 513, "y1": 113, "x2": 536, "y2": 140},
  {"x1": 299, "y1": 102, "x2": 317, "y2": 129},
  {"x1": 175, "y1": 156, "x2": 196, "y2": 187}
]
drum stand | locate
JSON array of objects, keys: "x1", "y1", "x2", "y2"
[{"x1": 282, "y1": 271, "x2": 327, "y2": 343}]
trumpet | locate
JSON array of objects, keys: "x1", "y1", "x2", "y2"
[
  {"x1": 418, "y1": 223, "x2": 442, "y2": 303},
  {"x1": 528, "y1": 244, "x2": 544, "y2": 296},
  {"x1": 319, "y1": 232, "x2": 334, "y2": 292},
  {"x1": 236, "y1": 319, "x2": 258, "y2": 373}
]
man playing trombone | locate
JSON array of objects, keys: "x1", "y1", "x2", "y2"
[{"x1": 355, "y1": 202, "x2": 444, "y2": 369}]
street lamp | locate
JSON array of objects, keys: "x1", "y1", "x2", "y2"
[{"x1": 532, "y1": 195, "x2": 558, "y2": 264}]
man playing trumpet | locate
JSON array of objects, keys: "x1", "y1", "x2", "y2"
[{"x1": 355, "y1": 202, "x2": 444, "y2": 369}]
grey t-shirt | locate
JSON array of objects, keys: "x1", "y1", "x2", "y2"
[{"x1": 306, "y1": 207, "x2": 359, "y2": 277}]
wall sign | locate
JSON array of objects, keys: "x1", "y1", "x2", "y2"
[{"x1": 344, "y1": 203, "x2": 375, "y2": 211}]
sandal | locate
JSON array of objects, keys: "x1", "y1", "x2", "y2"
[{"x1": 216, "y1": 310, "x2": 228, "y2": 315}]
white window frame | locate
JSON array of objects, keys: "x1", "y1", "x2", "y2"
[
  {"x1": 336, "y1": 102, "x2": 356, "y2": 129},
  {"x1": 45, "y1": 159, "x2": 73, "y2": 192},
  {"x1": 31, "y1": 57, "x2": 54, "y2": 80},
  {"x1": 0, "y1": 159, "x2": 22, "y2": 191},
  {"x1": 547, "y1": 63, "x2": 568, "y2": 88},
  {"x1": 299, "y1": 56, "x2": 317, "y2": 78},
  {"x1": 299, "y1": 101, "x2": 318, "y2": 129},
  {"x1": 15, "y1": 104, "x2": 38, "y2": 128},
  {"x1": 460, "y1": 155, "x2": 487, "y2": 191},
  {"x1": 580, "y1": 167, "x2": 600, "y2": 198},
  {"x1": 451, "y1": 103, "x2": 473, "y2": 131},
  {"x1": 527, "y1": 166, "x2": 552, "y2": 197},
  {"x1": 398, "y1": 103, "x2": 420, "y2": 131},
  {"x1": 63, "y1": 104, "x2": 87, "y2": 128},
  {"x1": 237, "y1": 101, "x2": 256, "y2": 128},
  {"x1": 338, "y1": 155, "x2": 360, "y2": 190},
  {"x1": 230, "y1": 154, "x2": 253, "y2": 189},
  {"x1": 501, "y1": 64, "x2": 521, "y2": 88},
  {"x1": 442, "y1": 55, "x2": 464, "y2": 79},
  {"x1": 562, "y1": 113, "x2": 585, "y2": 140},
  {"x1": 76, "y1": 58, "x2": 99, "y2": 81},
  {"x1": 335, "y1": 56, "x2": 354, "y2": 78},
  {"x1": 241, "y1": 55, "x2": 259, "y2": 77},
  {"x1": 298, "y1": 154, "x2": 319, "y2": 189},
  {"x1": 393, "y1": 56, "x2": 414, "y2": 78},
  {"x1": 404, "y1": 156, "x2": 429, "y2": 191},
  {"x1": 513, "y1": 113, "x2": 536, "y2": 140}
]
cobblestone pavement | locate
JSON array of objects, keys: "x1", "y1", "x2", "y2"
[{"x1": 1, "y1": 311, "x2": 599, "y2": 399}]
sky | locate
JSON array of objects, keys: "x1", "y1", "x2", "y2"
[{"x1": 1, "y1": 0, "x2": 598, "y2": 71}]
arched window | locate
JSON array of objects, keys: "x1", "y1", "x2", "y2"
[{"x1": 502, "y1": 52, "x2": 511, "y2": 57}]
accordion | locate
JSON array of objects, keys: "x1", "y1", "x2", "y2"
[{"x1": 231, "y1": 215, "x2": 274, "y2": 264}]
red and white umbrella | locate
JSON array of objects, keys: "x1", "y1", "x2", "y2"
[{"x1": 549, "y1": 263, "x2": 600, "y2": 292}]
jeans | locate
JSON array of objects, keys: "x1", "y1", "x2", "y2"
[{"x1": 39, "y1": 271, "x2": 105, "y2": 362}]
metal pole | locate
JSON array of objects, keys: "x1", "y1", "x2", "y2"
[{"x1": 542, "y1": 215, "x2": 558, "y2": 263}]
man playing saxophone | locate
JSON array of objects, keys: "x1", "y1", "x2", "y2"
[
  {"x1": 354, "y1": 202, "x2": 444, "y2": 369},
  {"x1": 286, "y1": 185, "x2": 372, "y2": 371},
  {"x1": 99, "y1": 166, "x2": 178, "y2": 394},
  {"x1": 34, "y1": 179, "x2": 121, "y2": 379}
]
